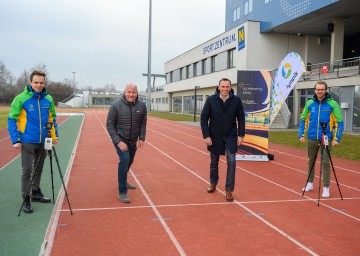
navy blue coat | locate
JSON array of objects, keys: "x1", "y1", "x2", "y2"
[{"x1": 200, "y1": 88, "x2": 245, "y2": 155}]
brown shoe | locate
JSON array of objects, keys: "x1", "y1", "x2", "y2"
[
  {"x1": 226, "y1": 191, "x2": 234, "y2": 202},
  {"x1": 207, "y1": 184, "x2": 216, "y2": 193}
]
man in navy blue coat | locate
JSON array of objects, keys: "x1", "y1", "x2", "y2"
[{"x1": 200, "y1": 78, "x2": 245, "y2": 202}]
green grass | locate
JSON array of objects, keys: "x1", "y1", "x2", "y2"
[
  {"x1": 149, "y1": 111, "x2": 199, "y2": 122},
  {"x1": 0, "y1": 110, "x2": 8, "y2": 129},
  {"x1": 150, "y1": 111, "x2": 360, "y2": 162},
  {"x1": 269, "y1": 131, "x2": 360, "y2": 161}
]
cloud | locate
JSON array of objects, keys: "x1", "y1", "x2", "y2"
[{"x1": 0, "y1": 0, "x2": 224, "y2": 91}]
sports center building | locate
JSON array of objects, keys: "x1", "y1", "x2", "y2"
[{"x1": 152, "y1": 0, "x2": 360, "y2": 132}]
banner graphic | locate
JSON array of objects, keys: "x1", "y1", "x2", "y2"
[
  {"x1": 270, "y1": 52, "x2": 306, "y2": 124},
  {"x1": 236, "y1": 70, "x2": 271, "y2": 161}
]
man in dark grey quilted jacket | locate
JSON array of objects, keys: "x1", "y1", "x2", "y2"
[{"x1": 106, "y1": 83, "x2": 147, "y2": 203}]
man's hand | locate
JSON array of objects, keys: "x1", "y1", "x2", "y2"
[
  {"x1": 13, "y1": 143, "x2": 21, "y2": 149},
  {"x1": 137, "y1": 140, "x2": 145, "y2": 148},
  {"x1": 237, "y1": 136, "x2": 244, "y2": 146},
  {"x1": 118, "y1": 141, "x2": 128, "y2": 152},
  {"x1": 204, "y1": 137, "x2": 212, "y2": 146},
  {"x1": 299, "y1": 137, "x2": 305, "y2": 143},
  {"x1": 53, "y1": 139, "x2": 59, "y2": 145},
  {"x1": 332, "y1": 140, "x2": 339, "y2": 146}
]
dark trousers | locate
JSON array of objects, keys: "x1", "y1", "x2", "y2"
[
  {"x1": 114, "y1": 142, "x2": 137, "y2": 194},
  {"x1": 209, "y1": 146, "x2": 236, "y2": 192},
  {"x1": 307, "y1": 139, "x2": 332, "y2": 187},
  {"x1": 21, "y1": 143, "x2": 46, "y2": 196}
]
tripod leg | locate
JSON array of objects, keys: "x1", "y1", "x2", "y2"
[
  {"x1": 18, "y1": 149, "x2": 47, "y2": 216},
  {"x1": 317, "y1": 146, "x2": 324, "y2": 206},
  {"x1": 48, "y1": 151, "x2": 55, "y2": 204},
  {"x1": 52, "y1": 147, "x2": 73, "y2": 215},
  {"x1": 326, "y1": 146, "x2": 343, "y2": 200},
  {"x1": 302, "y1": 144, "x2": 320, "y2": 197}
]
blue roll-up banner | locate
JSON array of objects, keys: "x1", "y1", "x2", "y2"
[
  {"x1": 236, "y1": 70, "x2": 271, "y2": 161},
  {"x1": 236, "y1": 52, "x2": 305, "y2": 161}
]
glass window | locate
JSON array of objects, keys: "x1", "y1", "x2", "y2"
[
  {"x1": 201, "y1": 59, "x2": 206, "y2": 75},
  {"x1": 193, "y1": 62, "x2": 198, "y2": 77},
  {"x1": 173, "y1": 96, "x2": 182, "y2": 113},
  {"x1": 211, "y1": 55, "x2": 217, "y2": 72},
  {"x1": 227, "y1": 48, "x2": 235, "y2": 68}
]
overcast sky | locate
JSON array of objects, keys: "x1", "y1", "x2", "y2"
[{"x1": 0, "y1": 0, "x2": 225, "y2": 92}]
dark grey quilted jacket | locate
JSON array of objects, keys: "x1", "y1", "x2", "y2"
[{"x1": 106, "y1": 95, "x2": 147, "y2": 145}]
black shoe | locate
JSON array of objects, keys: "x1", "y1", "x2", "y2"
[
  {"x1": 31, "y1": 188, "x2": 51, "y2": 203},
  {"x1": 23, "y1": 196, "x2": 33, "y2": 214}
]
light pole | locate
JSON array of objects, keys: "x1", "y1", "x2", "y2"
[
  {"x1": 146, "y1": 0, "x2": 152, "y2": 111},
  {"x1": 194, "y1": 86, "x2": 200, "y2": 122},
  {"x1": 72, "y1": 72, "x2": 76, "y2": 108}
]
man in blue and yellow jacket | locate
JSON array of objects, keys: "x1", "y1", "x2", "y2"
[
  {"x1": 8, "y1": 70, "x2": 58, "y2": 214},
  {"x1": 298, "y1": 80, "x2": 343, "y2": 198}
]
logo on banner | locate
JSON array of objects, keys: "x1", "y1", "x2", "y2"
[
  {"x1": 269, "y1": 52, "x2": 306, "y2": 124},
  {"x1": 238, "y1": 26, "x2": 245, "y2": 51},
  {"x1": 282, "y1": 63, "x2": 292, "y2": 79}
]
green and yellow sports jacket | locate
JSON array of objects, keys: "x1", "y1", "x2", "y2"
[
  {"x1": 8, "y1": 84, "x2": 58, "y2": 144},
  {"x1": 298, "y1": 93, "x2": 343, "y2": 142}
]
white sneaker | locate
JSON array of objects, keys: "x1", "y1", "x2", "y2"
[
  {"x1": 302, "y1": 182, "x2": 313, "y2": 192},
  {"x1": 322, "y1": 187, "x2": 330, "y2": 198}
]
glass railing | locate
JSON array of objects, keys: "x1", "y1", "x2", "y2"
[{"x1": 301, "y1": 57, "x2": 360, "y2": 81}]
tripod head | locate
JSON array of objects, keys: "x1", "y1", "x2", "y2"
[
  {"x1": 320, "y1": 122, "x2": 329, "y2": 146},
  {"x1": 320, "y1": 122, "x2": 327, "y2": 134},
  {"x1": 44, "y1": 122, "x2": 53, "y2": 150}
]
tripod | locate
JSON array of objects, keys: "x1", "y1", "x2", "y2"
[
  {"x1": 302, "y1": 125, "x2": 343, "y2": 206},
  {"x1": 18, "y1": 130, "x2": 73, "y2": 216}
]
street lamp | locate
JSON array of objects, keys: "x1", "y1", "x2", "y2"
[
  {"x1": 194, "y1": 86, "x2": 200, "y2": 122},
  {"x1": 146, "y1": 0, "x2": 152, "y2": 111},
  {"x1": 72, "y1": 72, "x2": 76, "y2": 108}
]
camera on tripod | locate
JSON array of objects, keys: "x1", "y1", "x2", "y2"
[
  {"x1": 320, "y1": 122, "x2": 329, "y2": 146},
  {"x1": 44, "y1": 122, "x2": 53, "y2": 150}
]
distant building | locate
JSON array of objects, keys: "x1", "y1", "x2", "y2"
[{"x1": 152, "y1": 0, "x2": 360, "y2": 132}]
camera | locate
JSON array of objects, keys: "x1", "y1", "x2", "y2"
[
  {"x1": 320, "y1": 122, "x2": 329, "y2": 146},
  {"x1": 320, "y1": 122, "x2": 327, "y2": 131}
]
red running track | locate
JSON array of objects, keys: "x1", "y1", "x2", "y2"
[{"x1": 18, "y1": 109, "x2": 360, "y2": 255}]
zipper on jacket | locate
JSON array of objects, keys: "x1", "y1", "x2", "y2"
[
  {"x1": 129, "y1": 104, "x2": 133, "y2": 141},
  {"x1": 38, "y1": 96, "x2": 42, "y2": 143},
  {"x1": 316, "y1": 102, "x2": 321, "y2": 140}
]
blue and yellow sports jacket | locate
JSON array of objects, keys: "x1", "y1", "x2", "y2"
[
  {"x1": 8, "y1": 85, "x2": 58, "y2": 144},
  {"x1": 298, "y1": 93, "x2": 343, "y2": 142}
]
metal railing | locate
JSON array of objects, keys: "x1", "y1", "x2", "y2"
[{"x1": 301, "y1": 57, "x2": 360, "y2": 81}]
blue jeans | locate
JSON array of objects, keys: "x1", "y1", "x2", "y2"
[
  {"x1": 210, "y1": 146, "x2": 236, "y2": 191},
  {"x1": 114, "y1": 142, "x2": 137, "y2": 194}
]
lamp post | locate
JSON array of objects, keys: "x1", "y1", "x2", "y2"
[
  {"x1": 146, "y1": 0, "x2": 152, "y2": 111},
  {"x1": 72, "y1": 72, "x2": 76, "y2": 108},
  {"x1": 194, "y1": 86, "x2": 200, "y2": 122}
]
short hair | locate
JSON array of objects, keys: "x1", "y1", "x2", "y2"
[
  {"x1": 314, "y1": 80, "x2": 328, "y2": 90},
  {"x1": 30, "y1": 70, "x2": 46, "y2": 82},
  {"x1": 124, "y1": 83, "x2": 138, "y2": 92},
  {"x1": 219, "y1": 78, "x2": 231, "y2": 86}
]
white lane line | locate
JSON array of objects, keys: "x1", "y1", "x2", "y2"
[
  {"x1": 271, "y1": 161, "x2": 360, "y2": 192},
  {"x1": 130, "y1": 168, "x2": 186, "y2": 256},
  {"x1": 41, "y1": 114, "x2": 85, "y2": 256},
  {"x1": 147, "y1": 127, "x2": 360, "y2": 222},
  {"x1": 270, "y1": 148, "x2": 360, "y2": 173},
  {"x1": 57, "y1": 197, "x2": 360, "y2": 213},
  {"x1": 145, "y1": 140, "x2": 319, "y2": 256},
  {"x1": 94, "y1": 111, "x2": 187, "y2": 256}
]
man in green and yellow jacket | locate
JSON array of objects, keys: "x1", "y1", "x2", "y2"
[
  {"x1": 8, "y1": 70, "x2": 58, "y2": 214},
  {"x1": 298, "y1": 80, "x2": 343, "y2": 198}
]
